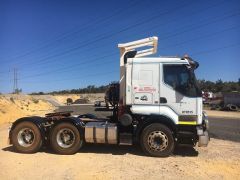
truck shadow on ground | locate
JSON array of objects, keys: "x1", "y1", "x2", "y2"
[
  {"x1": 78, "y1": 144, "x2": 199, "y2": 157},
  {"x1": 2, "y1": 144, "x2": 198, "y2": 157}
]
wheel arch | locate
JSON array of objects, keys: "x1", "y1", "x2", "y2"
[
  {"x1": 49, "y1": 117, "x2": 85, "y2": 139},
  {"x1": 135, "y1": 114, "x2": 177, "y2": 143},
  {"x1": 9, "y1": 116, "x2": 45, "y2": 144}
]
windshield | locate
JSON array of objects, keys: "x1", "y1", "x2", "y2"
[{"x1": 163, "y1": 64, "x2": 202, "y2": 97}]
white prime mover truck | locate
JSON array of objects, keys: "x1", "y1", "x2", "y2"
[{"x1": 8, "y1": 37, "x2": 209, "y2": 157}]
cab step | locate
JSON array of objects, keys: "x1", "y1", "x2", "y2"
[{"x1": 119, "y1": 133, "x2": 132, "y2": 145}]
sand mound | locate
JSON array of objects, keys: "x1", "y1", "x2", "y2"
[
  {"x1": 0, "y1": 95, "x2": 55, "y2": 125},
  {"x1": 52, "y1": 93, "x2": 104, "y2": 104},
  {"x1": 53, "y1": 94, "x2": 81, "y2": 104}
]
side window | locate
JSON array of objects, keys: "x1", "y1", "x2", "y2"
[
  {"x1": 163, "y1": 64, "x2": 199, "y2": 97},
  {"x1": 163, "y1": 65, "x2": 188, "y2": 88}
]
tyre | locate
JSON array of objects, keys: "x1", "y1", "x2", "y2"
[
  {"x1": 50, "y1": 123, "x2": 83, "y2": 155},
  {"x1": 11, "y1": 121, "x2": 42, "y2": 153},
  {"x1": 140, "y1": 123, "x2": 174, "y2": 157},
  {"x1": 227, "y1": 104, "x2": 238, "y2": 111}
]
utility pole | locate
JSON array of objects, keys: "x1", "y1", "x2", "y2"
[{"x1": 13, "y1": 68, "x2": 19, "y2": 94}]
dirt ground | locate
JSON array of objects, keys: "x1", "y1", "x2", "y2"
[
  {"x1": 0, "y1": 123, "x2": 239, "y2": 180},
  {"x1": 0, "y1": 94, "x2": 239, "y2": 179}
]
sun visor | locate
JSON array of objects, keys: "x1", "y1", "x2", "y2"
[{"x1": 182, "y1": 55, "x2": 199, "y2": 70}]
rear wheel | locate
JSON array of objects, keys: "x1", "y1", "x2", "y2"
[
  {"x1": 50, "y1": 123, "x2": 83, "y2": 155},
  {"x1": 140, "y1": 123, "x2": 174, "y2": 157},
  {"x1": 11, "y1": 121, "x2": 42, "y2": 153}
]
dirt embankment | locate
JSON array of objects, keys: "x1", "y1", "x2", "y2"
[
  {"x1": 52, "y1": 93, "x2": 104, "y2": 104},
  {"x1": 0, "y1": 93, "x2": 105, "y2": 125},
  {"x1": 0, "y1": 95, "x2": 54, "y2": 125},
  {"x1": 1, "y1": 93, "x2": 238, "y2": 126}
]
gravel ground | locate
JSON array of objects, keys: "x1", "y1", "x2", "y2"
[
  {"x1": 0, "y1": 123, "x2": 240, "y2": 180},
  {"x1": 1, "y1": 104, "x2": 239, "y2": 179}
]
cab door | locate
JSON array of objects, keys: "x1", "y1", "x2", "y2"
[{"x1": 159, "y1": 63, "x2": 202, "y2": 124}]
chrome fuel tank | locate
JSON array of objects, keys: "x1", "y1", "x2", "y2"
[{"x1": 85, "y1": 122, "x2": 117, "y2": 144}]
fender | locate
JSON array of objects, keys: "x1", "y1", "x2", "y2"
[
  {"x1": 50, "y1": 117, "x2": 85, "y2": 139},
  {"x1": 134, "y1": 114, "x2": 177, "y2": 143},
  {"x1": 9, "y1": 116, "x2": 46, "y2": 144}
]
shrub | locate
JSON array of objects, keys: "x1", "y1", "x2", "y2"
[
  {"x1": 67, "y1": 98, "x2": 73, "y2": 105},
  {"x1": 33, "y1": 99, "x2": 39, "y2": 104},
  {"x1": 10, "y1": 97, "x2": 15, "y2": 103}
]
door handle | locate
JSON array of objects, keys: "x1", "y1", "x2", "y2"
[
  {"x1": 160, "y1": 97, "x2": 167, "y2": 103},
  {"x1": 180, "y1": 101, "x2": 186, "y2": 104}
]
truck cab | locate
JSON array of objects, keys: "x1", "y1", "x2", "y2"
[
  {"x1": 126, "y1": 57, "x2": 203, "y2": 125},
  {"x1": 118, "y1": 37, "x2": 209, "y2": 156}
]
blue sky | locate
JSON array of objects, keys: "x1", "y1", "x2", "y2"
[{"x1": 0, "y1": 0, "x2": 239, "y2": 93}]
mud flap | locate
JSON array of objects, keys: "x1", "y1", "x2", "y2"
[{"x1": 198, "y1": 131, "x2": 209, "y2": 147}]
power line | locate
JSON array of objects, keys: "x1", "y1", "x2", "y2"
[
  {"x1": 192, "y1": 42, "x2": 240, "y2": 56},
  {"x1": 0, "y1": 0, "x2": 141, "y2": 64},
  {"x1": 20, "y1": 70, "x2": 117, "y2": 84},
  {"x1": 18, "y1": 10, "x2": 240, "y2": 79},
  {"x1": 17, "y1": 42, "x2": 115, "y2": 69},
  {"x1": 0, "y1": 0, "x2": 238, "y2": 92},
  {"x1": 1, "y1": 1, "x2": 238, "y2": 85},
  {"x1": 14, "y1": 0, "x2": 233, "y2": 71},
  {"x1": 20, "y1": 52, "x2": 118, "y2": 79},
  {"x1": 160, "y1": 11, "x2": 240, "y2": 41},
  {"x1": 1, "y1": 0, "x2": 228, "y2": 74},
  {"x1": 19, "y1": 42, "x2": 240, "y2": 85},
  {"x1": 3, "y1": 0, "x2": 194, "y2": 70},
  {"x1": 158, "y1": 25, "x2": 240, "y2": 50}
]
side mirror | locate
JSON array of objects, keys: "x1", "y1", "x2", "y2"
[
  {"x1": 172, "y1": 82, "x2": 177, "y2": 90},
  {"x1": 189, "y1": 70, "x2": 195, "y2": 85}
]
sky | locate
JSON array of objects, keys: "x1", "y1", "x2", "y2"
[{"x1": 0, "y1": 0, "x2": 239, "y2": 93}]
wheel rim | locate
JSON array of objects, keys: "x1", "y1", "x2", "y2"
[
  {"x1": 56, "y1": 128, "x2": 75, "y2": 148},
  {"x1": 17, "y1": 128, "x2": 35, "y2": 147},
  {"x1": 147, "y1": 131, "x2": 168, "y2": 152}
]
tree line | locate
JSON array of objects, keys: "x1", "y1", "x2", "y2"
[
  {"x1": 30, "y1": 79, "x2": 240, "y2": 95},
  {"x1": 198, "y1": 79, "x2": 240, "y2": 93},
  {"x1": 30, "y1": 84, "x2": 112, "y2": 95}
]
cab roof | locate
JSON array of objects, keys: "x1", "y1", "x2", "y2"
[{"x1": 128, "y1": 57, "x2": 189, "y2": 64}]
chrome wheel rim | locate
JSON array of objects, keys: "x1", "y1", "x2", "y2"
[
  {"x1": 148, "y1": 131, "x2": 168, "y2": 152},
  {"x1": 17, "y1": 128, "x2": 35, "y2": 147},
  {"x1": 56, "y1": 128, "x2": 75, "y2": 148}
]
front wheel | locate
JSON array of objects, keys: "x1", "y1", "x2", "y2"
[
  {"x1": 50, "y1": 123, "x2": 83, "y2": 155},
  {"x1": 140, "y1": 123, "x2": 174, "y2": 157}
]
